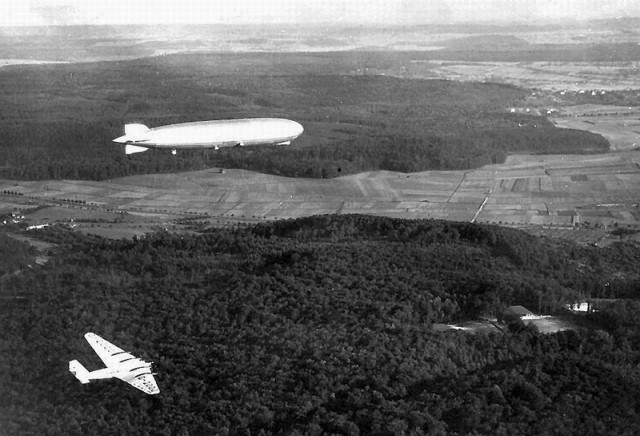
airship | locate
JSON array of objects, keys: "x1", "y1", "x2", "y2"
[{"x1": 113, "y1": 118, "x2": 304, "y2": 155}]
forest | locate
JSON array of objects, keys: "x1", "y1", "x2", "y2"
[
  {"x1": 0, "y1": 53, "x2": 609, "y2": 181},
  {"x1": 2, "y1": 215, "x2": 640, "y2": 435},
  {"x1": 0, "y1": 232, "x2": 34, "y2": 276}
]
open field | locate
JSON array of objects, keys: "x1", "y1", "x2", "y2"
[
  {"x1": 2, "y1": 149, "x2": 639, "y2": 241},
  {"x1": 402, "y1": 61, "x2": 640, "y2": 91},
  {"x1": 473, "y1": 152, "x2": 640, "y2": 227},
  {"x1": 6, "y1": 233, "x2": 56, "y2": 265},
  {"x1": 552, "y1": 105, "x2": 640, "y2": 151},
  {"x1": 433, "y1": 315, "x2": 578, "y2": 335},
  {"x1": 432, "y1": 321, "x2": 502, "y2": 335},
  {"x1": 524, "y1": 316, "x2": 577, "y2": 334}
]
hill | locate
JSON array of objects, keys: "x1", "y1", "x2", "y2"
[
  {"x1": 441, "y1": 34, "x2": 530, "y2": 50},
  {"x1": 0, "y1": 52, "x2": 609, "y2": 181},
  {"x1": 2, "y1": 215, "x2": 640, "y2": 434}
]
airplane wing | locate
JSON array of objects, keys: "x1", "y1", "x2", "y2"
[
  {"x1": 127, "y1": 373, "x2": 160, "y2": 395},
  {"x1": 84, "y1": 332, "x2": 135, "y2": 368}
]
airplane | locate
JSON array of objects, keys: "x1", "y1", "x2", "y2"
[
  {"x1": 113, "y1": 118, "x2": 304, "y2": 155},
  {"x1": 69, "y1": 332, "x2": 159, "y2": 395}
]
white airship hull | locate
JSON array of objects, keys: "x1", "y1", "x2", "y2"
[{"x1": 113, "y1": 118, "x2": 303, "y2": 154}]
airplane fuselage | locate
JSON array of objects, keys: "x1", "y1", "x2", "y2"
[{"x1": 71, "y1": 356, "x2": 152, "y2": 380}]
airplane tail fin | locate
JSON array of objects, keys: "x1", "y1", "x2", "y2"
[{"x1": 69, "y1": 360, "x2": 90, "y2": 384}]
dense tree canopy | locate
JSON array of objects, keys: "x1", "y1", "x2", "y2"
[
  {"x1": 0, "y1": 232, "x2": 35, "y2": 276},
  {"x1": 2, "y1": 215, "x2": 640, "y2": 434}
]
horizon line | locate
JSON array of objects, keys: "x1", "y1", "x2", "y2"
[{"x1": 0, "y1": 16, "x2": 638, "y2": 29}]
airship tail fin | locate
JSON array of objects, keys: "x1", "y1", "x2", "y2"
[
  {"x1": 124, "y1": 124, "x2": 149, "y2": 137},
  {"x1": 125, "y1": 144, "x2": 149, "y2": 154},
  {"x1": 113, "y1": 124, "x2": 150, "y2": 146},
  {"x1": 69, "y1": 360, "x2": 90, "y2": 384}
]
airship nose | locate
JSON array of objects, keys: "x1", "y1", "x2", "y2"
[{"x1": 292, "y1": 121, "x2": 304, "y2": 137}]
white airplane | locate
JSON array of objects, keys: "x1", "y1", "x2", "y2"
[{"x1": 69, "y1": 332, "x2": 159, "y2": 395}]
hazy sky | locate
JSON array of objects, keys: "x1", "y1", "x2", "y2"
[{"x1": 3, "y1": 0, "x2": 640, "y2": 27}]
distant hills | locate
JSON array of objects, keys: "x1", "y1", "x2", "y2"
[
  {"x1": 441, "y1": 34, "x2": 530, "y2": 50},
  {"x1": 0, "y1": 19, "x2": 639, "y2": 61}
]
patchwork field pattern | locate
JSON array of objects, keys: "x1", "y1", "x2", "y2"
[{"x1": 2, "y1": 150, "x2": 639, "y2": 239}]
